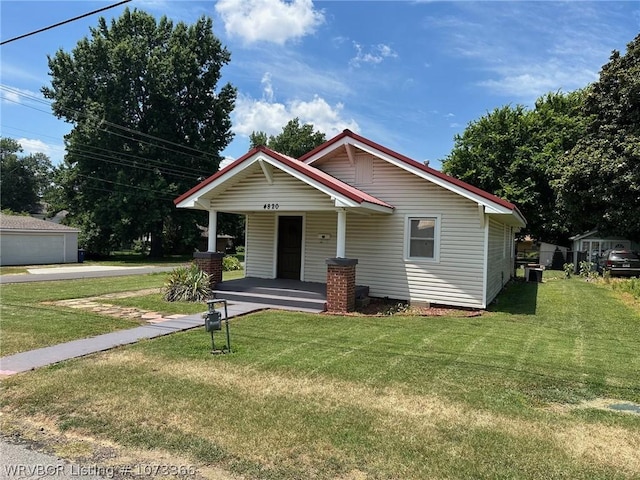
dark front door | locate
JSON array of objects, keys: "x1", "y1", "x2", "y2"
[{"x1": 277, "y1": 216, "x2": 303, "y2": 279}]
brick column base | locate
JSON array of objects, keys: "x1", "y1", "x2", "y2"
[
  {"x1": 326, "y1": 258, "x2": 358, "y2": 313},
  {"x1": 194, "y1": 252, "x2": 225, "y2": 287}
]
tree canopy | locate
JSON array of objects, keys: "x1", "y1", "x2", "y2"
[
  {"x1": 0, "y1": 137, "x2": 53, "y2": 214},
  {"x1": 250, "y1": 118, "x2": 326, "y2": 158},
  {"x1": 441, "y1": 91, "x2": 587, "y2": 243},
  {"x1": 43, "y1": 8, "x2": 236, "y2": 256},
  {"x1": 555, "y1": 34, "x2": 640, "y2": 242},
  {"x1": 443, "y1": 33, "x2": 640, "y2": 244}
]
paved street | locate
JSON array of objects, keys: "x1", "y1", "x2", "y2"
[{"x1": 0, "y1": 265, "x2": 177, "y2": 284}]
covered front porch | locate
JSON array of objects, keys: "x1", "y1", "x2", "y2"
[{"x1": 175, "y1": 144, "x2": 394, "y2": 313}]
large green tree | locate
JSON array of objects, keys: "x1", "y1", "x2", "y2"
[
  {"x1": 442, "y1": 90, "x2": 587, "y2": 243},
  {"x1": 555, "y1": 34, "x2": 640, "y2": 242},
  {"x1": 250, "y1": 118, "x2": 326, "y2": 157},
  {"x1": 1, "y1": 137, "x2": 53, "y2": 213},
  {"x1": 43, "y1": 8, "x2": 236, "y2": 256}
]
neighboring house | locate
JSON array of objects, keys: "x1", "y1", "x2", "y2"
[
  {"x1": 570, "y1": 230, "x2": 640, "y2": 264},
  {"x1": 175, "y1": 130, "x2": 526, "y2": 310},
  {"x1": 0, "y1": 213, "x2": 80, "y2": 266}
]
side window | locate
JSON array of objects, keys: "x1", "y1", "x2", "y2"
[{"x1": 405, "y1": 216, "x2": 440, "y2": 262}]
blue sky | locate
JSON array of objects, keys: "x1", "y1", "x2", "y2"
[{"x1": 1, "y1": 1, "x2": 639, "y2": 171}]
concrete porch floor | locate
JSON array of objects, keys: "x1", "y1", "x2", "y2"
[{"x1": 212, "y1": 277, "x2": 369, "y2": 312}]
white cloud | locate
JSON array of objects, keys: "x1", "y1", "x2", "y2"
[
  {"x1": 17, "y1": 137, "x2": 65, "y2": 163},
  {"x1": 478, "y1": 61, "x2": 599, "y2": 98},
  {"x1": 242, "y1": 55, "x2": 352, "y2": 99},
  {"x1": 0, "y1": 85, "x2": 42, "y2": 105},
  {"x1": 261, "y1": 72, "x2": 275, "y2": 102},
  {"x1": 426, "y1": 2, "x2": 630, "y2": 102},
  {"x1": 0, "y1": 63, "x2": 45, "y2": 83},
  {"x1": 233, "y1": 94, "x2": 359, "y2": 139},
  {"x1": 215, "y1": 0, "x2": 325, "y2": 45},
  {"x1": 350, "y1": 42, "x2": 398, "y2": 67}
]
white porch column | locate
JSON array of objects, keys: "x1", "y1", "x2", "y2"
[
  {"x1": 208, "y1": 210, "x2": 217, "y2": 252},
  {"x1": 336, "y1": 208, "x2": 347, "y2": 258}
]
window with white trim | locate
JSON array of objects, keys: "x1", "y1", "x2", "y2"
[{"x1": 406, "y1": 216, "x2": 440, "y2": 261}]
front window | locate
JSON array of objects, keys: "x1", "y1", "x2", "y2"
[{"x1": 406, "y1": 216, "x2": 440, "y2": 261}]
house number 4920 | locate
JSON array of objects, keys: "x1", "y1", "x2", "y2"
[{"x1": 263, "y1": 203, "x2": 279, "y2": 210}]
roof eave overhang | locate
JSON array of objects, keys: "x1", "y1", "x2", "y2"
[
  {"x1": 485, "y1": 206, "x2": 527, "y2": 228},
  {"x1": 569, "y1": 229, "x2": 599, "y2": 241},
  {"x1": 1, "y1": 228, "x2": 81, "y2": 234},
  {"x1": 334, "y1": 198, "x2": 394, "y2": 214},
  {"x1": 175, "y1": 150, "x2": 393, "y2": 214}
]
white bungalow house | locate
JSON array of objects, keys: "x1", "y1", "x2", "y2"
[{"x1": 175, "y1": 130, "x2": 526, "y2": 312}]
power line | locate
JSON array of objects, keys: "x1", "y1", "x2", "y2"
[
  {"x1": 0, "y1": 92, "x2": 219, "y2": 173},
  {"x1": 1, "y1": 84, "x2": 219, "y2": 160},
  {"x1": 1, "y1": 123, "x2": 211, "y2": 180},
  {"x1": 66, "y1": 146, "x2": 201, "y2": 181},
  {"x1": 77, "y1": 174, "x2": 178, "y2": 201},
  {"x1": 0, "y1": 125, "x2": 66, "y2": 144},
  {"x1": 0, "y1": 0, "x2": 132, "y2": 46},
  {"x1": 0, "y1": 85, "x2": 220, "y2": 164}
]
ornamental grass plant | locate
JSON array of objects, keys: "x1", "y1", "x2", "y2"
[{"x1": 162, "y1": 263, "x2": 212, "y2": 302}]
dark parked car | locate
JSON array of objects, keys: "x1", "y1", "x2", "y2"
[{"x1": 598, "y1": 249, "x2": 640, "y2": 277}]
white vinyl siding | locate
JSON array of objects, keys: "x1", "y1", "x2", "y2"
[
  {"x1": 245, "y1": 213, "x2": 276, "y2": 278},
  {"x1": 486, "y1": 217, "x2": 513, "y2": 305},
  {"x1": 320, "y1": 154, "x2": 486, "y2": 308},
  {"x1": 303, "y1": 211, "x2": 338, "y2": 282},
  {"x1": 210, "y1": 167, "x2": 334, "y2": 212}
]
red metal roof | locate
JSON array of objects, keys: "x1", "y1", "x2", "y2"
[
  {"x1": 176, "y1": 130, "x2": 524, "y2": 225},
  {"x1": 174, "y1": 145, "x2": 394, "y2": 210}
]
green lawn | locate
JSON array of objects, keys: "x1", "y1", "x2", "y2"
[
  {"x1": 1, "y1": 275, "x2": 639, "y2": 479},
  {"x1": 0, "y1": 270, "x2": 244, "y2": 356}
]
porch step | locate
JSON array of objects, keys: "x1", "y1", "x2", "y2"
[
  {"x1": 211, "y1": 290, "x2": 327, "y2": 312},
  {"x1": 211, "y1": 278, "x2": 369, "y2": 313},
  {"x1": 216, "y1": 285, "x2": 326, "y2": 300}
]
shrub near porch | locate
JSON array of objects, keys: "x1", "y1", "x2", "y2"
[{"x1": 1, "y1": 275, "x2": 639, "y2": 479}]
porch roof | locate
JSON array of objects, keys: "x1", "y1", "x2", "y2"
[{"x1": 174, "y1": 146, "x2": 394, "y2": 213}]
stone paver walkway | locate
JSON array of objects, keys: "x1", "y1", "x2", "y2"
[{"x1": 43, "y1": 288, "x2": 182, "y2": 323}]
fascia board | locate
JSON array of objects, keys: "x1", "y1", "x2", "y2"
[
  {"x1": 334, "y1": 198, "x2": 360, "y2": 208},
  {"x1": 357, "y1": 201, "x2": 394, "y2": 214},
  {"x1": 487, "y1": 212, "x2": 527, "y2": 228},
  {"x1": 302, "y1": 137, "x2": 350, "y2": 164}
]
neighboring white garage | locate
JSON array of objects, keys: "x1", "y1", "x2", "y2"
[{"x1": 0, "y1": 213, "x2": 80, "y2": 266}]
